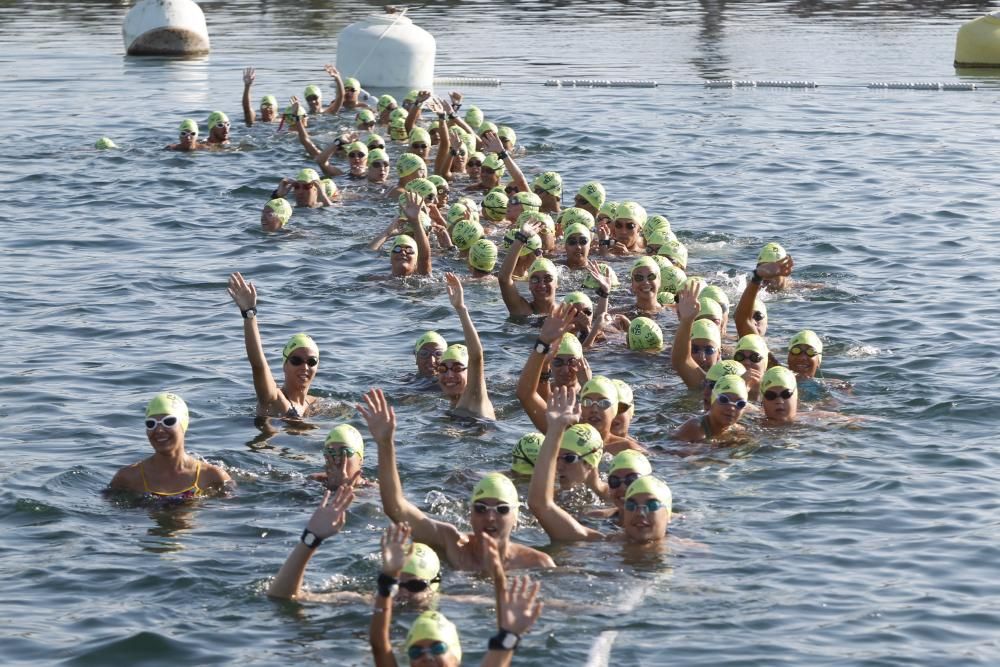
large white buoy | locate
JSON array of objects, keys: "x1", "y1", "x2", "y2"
[
  {"x1": 954, "y1": 11, "x2": 1000, "y2": 67},
  {"x1": 336, "y1": 8, "x2": 435, "y2": 89},
  {"x1": 122, "y1": 0, "x2": 210, "y2": 56}
]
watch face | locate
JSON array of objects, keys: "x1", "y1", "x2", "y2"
[
  {"x1": 245, "y1": 310, "x2": 256, "y2": 319},
  {"x1": 502, "y1": 634, "x2": 518, "y2": 649},
  {"x1": 535, "y1": 343, "x2": 547, "y2": 354}
]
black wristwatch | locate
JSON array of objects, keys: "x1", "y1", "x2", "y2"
[
  {"x1": 496, "y1": 150, "x2": 509, "y2": 160},
  {"x1": 751, "y1": 269, "x2": 763, "y2": 284},
  {"x1": 599, "y1": 239, "x2": 612, "y2": 247},
  {"x1": 539, "y1": 371, "x2": 552, "y2": 381},
  {"x1": 488, "y1": 629, "x2": 520, "y2": 652},
  {"x1": 335, "y1": 138, "x2": 346, "y2": 149},
  {"x1": 377, "y1": 572, "x2": 399, "y2": 598},
  {"x1": 533, "y1": 338, "x2": 551, "y2": 355},
  {"x1": 595, "y1": 286, "x2": 610, "y2": 299},
  {"x1": 241, "y1": 306, "x2": 257, "y2": 320},
  {"x1": 447, "y1": 112, "x2": 457, "y2": 120},
  {"x1": 300, "y1": 528, "x2": 323, "y2": 549},
  {"x1": 514, "y1": 231, "x2": 529, "y2": 244}
]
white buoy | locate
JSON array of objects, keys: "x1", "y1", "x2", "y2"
[
  {"x1": 336, "y1": 8, "x2": 435, "y2": 89},
  {"x1": 955, "y1": 11, "x2": 1000, "y2": 67},
  {"x1": 122, "y1": 0, "x2": 210, "y2": 56}
]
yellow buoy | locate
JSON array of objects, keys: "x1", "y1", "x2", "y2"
[{"x1": 955, "y1": 12, "x2": 1000, "y2": 67}]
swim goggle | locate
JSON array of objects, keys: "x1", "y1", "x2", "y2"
[
  {"x1": 392, "y1": 245, "x2": 415, "y2": 256},
  {"x1": 581, "y1": 397, "x2": 613, "y2": 410},
  {"x1": 324, "y1": 445, "x2": 360, "y2": 460},
  {"x1": 407, "y1": 642, "x2": 448, "y2": 660},
  {"x1": 529, "y1": 275, "x2": 554, "y2": 285},
  {"x1": 614, "y1": 221, "x2": 636, "y2": 230},
  {"x1": 551, "y1": 356, "x2": 581, "y2": 369},
  {"x1": 558, "y1": 448, "x2": 599, "y2": 465},
  {"x1": 789, "y1": 345, "x2": 819, "y2": 357},
  {"x1": 733, "y1": 351, "x2": 763, "y2": 364},
  {"x1": 400, "y1": 576, "x2": 440, "y2": 593},
  {"x1": 632, "y1": 273, "x2": 657, "y2": 283},
  {"x1": 287, "y1": 355, "x2": 318, "y2": 367},
  {"x1": 691, "y1": 345, "x2": 717, "y2": 356},
  {"x1": 752, "y1": 311, "x2": 766, "y2": 322},
  {"x1": 348, "y1": 151, "x2": 367, "y2": 159},
  {"x1": 624, "y1": 498, "x2": 664, "y2": 515},
  {"x1": 716, "y1": 394, "x2": 748, "y2": 409},
  {"x1": 473, "y1": 502, "x2": 512, "y2": 515},
  {"x1": 417, "y1": 348, "x2": 443, "y2": 359},
  {"x1": 145, "y1": 415, "x2": 179, "y2": 430},
  {"x1": 411, "y1": 142, "x2": 429, "y2": 150},
  {"x1": 437, "y1": 362, "x2": 467, "y2": 374},
  {"x1": 566, "y1": 236, "x2": 589, "y2": 247},
  {"x1": 608, "y1": 472, "x2": 642, "y2": 489},
  {"x1": 763, "y1": 388, "x2": 795, "y2": 401},
  {"x1": 367, "y1": 142, "x2": 386, "y2": 150}
]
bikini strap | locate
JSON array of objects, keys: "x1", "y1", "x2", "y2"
[
  {"x1": 138, "y1": 462, "x2": 151, "y2": 493},
  {"x1": 193, "y1": 460, "x2": 202, "y2": 491}
]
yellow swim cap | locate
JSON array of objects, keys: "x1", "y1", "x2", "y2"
[
  {"x1": 95, "y1": 137, "x2": 118, "y2": 149},
  {"x1": 261, "y1": 95, "x2": 277, "y2": 108},
  {"x1": 758, "y1": 242, "x2": 787, "y2": 264},
  {"x1": 343, "y1": 77, "x2": 360, "y2": 90},
  {"x1": 706, "y1": 360, "x2": 746, "y2": 383},
  {"x1": 578, "y1": 181, "x2": 606, "y2": 209},
  {"x1": 696, "y1": 297, "x2": 723, "y2": 323},
  {"x1": 324, "y1": 424, "x2": 364, "y2": 459},
  {"x1": 296, "y1": 168, "x2": 319, "y2": 183},
  {"x1": 560, "y1": 208, "x2": 596, "y2": 231},
  {"x1": 207, "y1": 111, "x2": 229, "y2": 129},
  {"x1": 610, "y1": 449, "x2": 651, "y2": 475},
  {"x1": 528, "y1": 257, "x2": 558, "y2": 277},
  {"x1": 283, "y1": 104, "x2": 307, "y2": 120},
  {"x1": 303, "y1": 84, "x2": 322, "y2": 99},
  {"x1": 645, "y1": 228, "x2": 677, "y2": 247},
  {"x1": 320, "y1": 178, "x2": 338, "y2": 199},
  {"x1": 504, "y1": 228, "x2": 542, "y2": 256},
  {"x1": 427, "y1": 174, "x2": 448, "y2": 191},
  {"x1": 377, "y1": 94, "x2": 397, "y2": 112},
  {"x1": 447, "y1": 202, "x2": 472, "y2": 226},
  {"x1": 482, "y1": 153, "x2": 506, "y2": 175},
  {"x1": 518, "y1": 211, "x2": 554, "y2": 237},
  {"x1": 406, "y1": 611, "x2": 461, "y2": 662},
  {"x1": 146, "y1": 392, "x2": 190, "y2": 432},
  {"x1": 404, "y1": 89, "x2": 420, "y2": 103},
  {"x1": 581, "y1": 375, "x2": 618, "y2": 402},
  {"x1": 701, "y1": 285, "x2": 730, "y2": 311},
  {"x1": 346, "y1": 141, "x2": 369, "y2": 156},
  {"x1": 402, "y1": 543, "x2": 441, "y2": 586},
  {"x1": 367, "y1": 148, "x2": 390, "y2": 166},
  {"x1": 397, "y1": 153, "x2": 426, "y2": 178},
  {"x1": 789, "y1": 330, "x2": 823, "y2": 354},
  {"x1": 659, "y1": 265, "x2": 687, "y2": 294},
  {"x1": 631, "y1": 256, "x2": 661, "y2": 279},
  {"x1": 471, "y1": 472, "x2": 519, "y2": 507},
  {"x1": 479, "y1": 121, "x2": 498, "y2": 136},
  {"x1": 464, "y1": 106, "x2": 484, "y2": 128},
  {"x1": 691, "y1": 320, "x2": 721, "y2": 346},
  {"x1": 512, "y1": 191, "x2": 543, "y2": 211},
  {"x1": 414, "y1": 331, "x2": 446, "y2": 355},
  {"x1": 405, "y1": 177, "x2": 437, "y2": 202},
  {"x1": 560, "y1": 423, "x2": 603, "y2": 467},
  {"x1": 452, "y1": 219, "x2": 484, "y2": 251},
  {"x1": 658, "y1": 240, "x2": 689, "y2": 269},
  {"x1": 616, "y1": 201, "x2": 648, "y2": 225},
  {"x1": 598, "y1": 201, "x2": 619, "y2": 220},
  {"x1": 643, "y1": 214, "x2": 671, "y2": 238},
  {"x1": 283, "y1": 333, "x2": 318, "y2": 360},
  {"x1": 656, "y1": 290, "x2": 675, "y2": 306},
  {"x1": 482, "y1": 190, "x2": 509, "y2": 220},
  {"x1": 628, "y1": 316, "x2": 664, "y2": 351},
  {"x1": 563, "y1": 223, "x2": 593, "y2": 243},
  {"x1": 390, "y1": 108, "x2": 408, "y2": 124},
  {"x1": 557, "y1": 332, "x2": 583, "y2": 358},
  {"x1": 469, "y1": 239, "x2": 498, "y2": 272},
  {"x1": 497, "y1": 125, "x2": 516, "y2": 146},
  {"x1": 441, "y1": 344, "x2": 469, "y2": 366},
  {"x1": 736, "y1": 334, "x2": 769, "y2": 358},
  {"x1": 393, "y1": 234, "x2": 418, "y2": 252},
  {"x1": 581, "y1": 262, "x2": 620, "y2": 290},
  {"x1": 711, "y1": 374, "x2": 749, "y2": 403},
  {"x1": 409, "y1": 127, "x2": 431, "y2": 146},
  {"x1": 366, "y1": 133, "x2": 385, "y2": 148},
  {"x1": 512, "y1": 432, "x2": 544, "y2": 475},
  {"x1": 533, "y1": 171, "x2": 562, "y2": 196},
  {"x1": 179, "y1": 119, "x2": 198, "y2": 134},
  {"x1": 563, "y1": 291, "x2": 593, "y2": 312},
  {"x1": 265, "y1": 198, "x2": 293, "y2": 226},
  {"x1": 761, "y1": 366, "x2": 797, "y2": 393},
  {"x1": 624, "y1": 476, "x2": 672, "y2": 513}
]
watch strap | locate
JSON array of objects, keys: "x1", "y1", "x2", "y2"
[
  {"x1": 533, "y1": 338, "x2": 551, "y2": 355},
  {"x1": 377, "y1": 572, "x2": 399, "y2": 598},
  {"x1": 241, "y1": 306, "x2": 257, "y2": 319},
  {"x1": 514, "y1": 231, "x2": 529, "y2": 244},
  {"x1": 751, "y1": 269, "x2": 763, "y2": 284},
  {"x1": 488, "y1": 629, "x2": 521, "y2": 651},
  {"x1": 300, "y1": 528, "x2": 323, "y2": 549},
  {"x1": 594, "y1": 287, "x2": 610, "y2": 299}
]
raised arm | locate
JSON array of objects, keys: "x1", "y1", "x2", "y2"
[
  {"x1": 734, "y1": 256, "x2": 793, "y2": 338},
  {"x1": 405, "y1": 90, "x2": 430, "y2": 133},
  {"x1": 527, "y1": 386, "x2": 603, "y2": 542},
  {"x1": 402, "y1": 192, "x2": 433, "y2": 275},
  {"x1": 370, "y1": 522, "x2": 408, "y2": 667},
  {"x1": 315, "y1": 136, "x2": 347, "y2": 178},
  {"x1": 582, "y1": 261, "x2": 611, "y2": 348},
  {"x1": 368, "y1": 218, "x2": 403, "y2": 252},
  {"x1": 322, "y1": 64, "x2": 344, "y2": 114},
  {"x1": 671, "y1": 281, "x2": 705, "y2": 390},
  {"x1": 447, "y1": 273, "x2": 495, "y2": 420},
  {"x1": 242, "y1": 67, "x2": 256, "y2": 126},
  {"x1": 431, "y1": 99, "x2": 452, "y2": 178},
  {"x1": 268, "y1": 484, "x2": 355, "y2": 599},
  {"x1": 516, "y1": 304, "x2": 578, "y2": 432},
  {"x1": 293, "y1": 102, "x2": 321, "y2": 159},
  {"x1": 498, "y1": 221, "x2": 540, "y2": 318},
  {"x1": 482, "y1": 131, "x2": 529, "y2": 194},
  {"x1": 480, "y1": 537, "x2": 544, "y2": 667},
  {"x1": 227, "y1": 272, "x2": 282, "y2": 406},
  {"x1": 357, "y1": 389, "x2": 463, "y2": 549}
]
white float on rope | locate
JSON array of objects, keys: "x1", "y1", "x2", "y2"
[
  {"x1": 122, "y1": 0, "x2": 210, "y2": 56},
  {"x1": 336, "y1": 8, "x2": 435, "y2": 89}
]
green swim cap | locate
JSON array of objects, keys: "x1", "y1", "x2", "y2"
[
  {"x1": 563, "y1": 291, "x2": 593, "y2": 312},
  {"x1": 377, "y1": 94, "x2": 397, "y2": 112},
  {"x1": 471, "y1": 472, "x2": 519, "y2": 507},
  {"x1": 320, "y1": 178, "x2": 338, "y2": 198},
  {"x1": 355, "y1": 109, "x2": 375, "y2": 125},
  {"x1": 207, "y1": 111, "x2": 229, "y2": 129},
  {"x1": 452, "y1": 219, "x2": 484, "y2": 251},
  {"x1": 560, "y1": 423, "x2": 604, "y2": 467},
  {"x1": 581, "y1": 375, "x2": 618, "y2": 403},
  {"x1": 393, "y1": 234, "x2": 419, "y2": 252},
  {"x1": 283, "y1": 104, "x2": 307, "y2": 120},
  {"x1": 95, "y1": 137, "x2": 118, "y2": 149},
  {"x1": 146, "y1": 392, "x2": 190, "y2": 432},
  {"x1": 402, "y1": 543, "x2": 441, "y2": 586},
  {"x1": 404, "y1": 89, "x2": 419, "y2": 103},
  {"x1": 610, "y1": 449, "x2": 651, "y2": 475},
  {"x1": 789, "y1": 330, "x2": 822, "y2": 354},
  {"x1": 409, "y1": 127, "x2": 431, "y2": 146},
  {"x1": 701, "y1": 285, "x2": 730, "y2": 311},
  {"x1": 645, "y1": 227, "x2": 678, "y2": 247},
  {"x1": 390, "y1": 108, "x2": 408, "y2": 124},
  {"x1": 345, "y1": 141, "x2": 368, "y2": 157},
  {"x1": 533, "y1": 171, "x2": 563, "y2": 196},
  {"x1": 518, "y1": 211, "x2": 554, "y2": 236},
  {"x1": 657, "y1": 240, "x2": 689, "y2": 269},
  {"x1": 598, "y1": 201, "x2": 619, "y2": 221},
  {"x1": 616, "y1": 201, "x2": 648, "y2": 225},
  {"x1": 479, "y1": 121, "x2": 498, "y2": 136},
  {"x1": 343, "y1": 77, "x2": 360, "y2": 90},
  {"x1": 367, "y1": 148, "x2": 389, "y2": 166},
  {"x1": 324, "y1": 424, "x2": 364, "y2": 459},
  {"x1": 696, "y1": 297, "x2": 724, "y2": 323},
  {"x1": 691, "y1": 319, "x2": 721, "y2": 346},
  {"x1": 643, "y1": 215, "x2": 671, "y2": 239},
  {"x1": 578, "y1": 181, "x2": 606, "y2": 209},
  {"x1": 406, "y1": 611, "x2": 461, "y2": 662},
  {"x1": 659, "y1": 265, "x2": 687, "y2": 294},
  {"x1": 735, "y1": 333, "x2": 769, "y2": 358},
  {"x1": 390, "y1": 124, "x2": 408, "y2": 141},
  {"x1": 447, "y1": 202, "x2": 472, "y2": 226},
  {"x1": 761, "y1": 366, "x2": 797, "y2": 393},
  {"x1": 482, "y1": 153, "x2": 506, "y2": 175},
  {"x1": 628, "y1": 317, "x2": 664, "y2": 351},
  {"x1": 528, "y1": 257, "x2": 558, "y2": 277},
  {"x1": 656, "y1": 290, "x2": 675, "y2": 306},
  {"x1": 497, "y1": 125, "x2": 516, "y2": 146},
  {"x1": 560, "y1": 208, "x2": 596, "y2": 231},
  {"x1": 283, "y1": 333, "x2": 318, "y2": 360},
  {"x1": 557, "y1": 332, "x2": 583, "y2": 358},
  {"x1": 512, "y1": 432, "x2": 544, "y2": 476},
  {"x1": 611, "y1": 379, "x2": 634, "y2": 410},
  {"x1": 758, "y1": 242, "x2": 787, "y2": 264},
  {"x1": 397, "y1": 153, "x2": 426, "y2": 178},
  {"x1": 711, "y1": 374, "x2": 749, "y2": 403},
  {"x1": 464, "y1": 106, "x2": 484, "y2": 128},
  {"x1": 624, "y1": 476, "x2": 672, "y2": 512},
  {"x1": 581, "y1": 262, "x2": 620, "y2": 290},
  {"x1": 706, "y1": 360, "x2": 746, "y2": 383},
  {"x1": 427, "y1": 174, "x2": 448, "y2": 191},
  {"x1": 563, "y1": 223, "x2": 592, "y2": 243},
  {"x1": 512, "y1": 191, "x2": 543, "y2": 211},
  {"x1": 179, "y1": 119, "x2": 198, "y2": 134},
  {"x1": 631, "y1": 256, "x2": 661, "y2": 279},
  {"x1": 265, "y1": 198, "x2": 293, "y2": 226},
  {"x1": 442, "y1": 344, "x2": 469, "y2": 366},
  {"x1": 414, "y1": 331, "x2": 447, "y2": 355},
  {"x1": 366, "y1": 133, "x2": 385, "y2": 149},
  {"x1": 469, "y1": 239, "x2": 498, "y2": 272},
  {"x1": 296, "y1": 168, "x2": 319, "y2": 183},
  {"x1": 405, "y1": 177, "x2": 437, "y2": 202},
  {"x1": 482, "y1": 190, "x2": 509, "y2": 221},
  {"x1": 469, "y1": 151, "x2": 486, "y2": 165},
  {"x1": 261, "y1": 95, "x2": 277, "y2": 108},
  {"x1": 303, "y1": 84, "x2": 322, "y2": 99},
  {"x1": 503, "y1": 228, "x2": 541, "y2": 256}
]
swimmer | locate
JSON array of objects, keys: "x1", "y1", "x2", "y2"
[
  {"x1": 370, "y1": 523, "x2": 543, "y2": 667},
  {"x1": 109, "y1": 393, "x2": 232, "y2": 499},
  {"x1": 610, "y1": 379, "x2": 637, "y2": 442},
  {"x1": 357, "y1": 388, "x2": 556, "y2": 570},
  {"x1": 562, "y1": 221, "x2": 593, "y2": 270},
  {"x1": 466, "y1": 151, "x2": 485, "y2": 184},
  {"x1": 481, "y1": 131, "x2": 530, "y2": 194},
  {"x1": 532, "y1": 171, "x2": 562, "y2": 215},
  {"x1": 624, "y1": 257, "x2": 664, "y2": 317},
  {"x1": 657, "y1": 239, "x2": 689, "y2": 271},
  {"x1": 599, "y1": 201, "x2": 647, "y2": 256},
  {"x1": 759, "y1": 366, "x2": 798, "y2": 424},
  {"x1": 734, "y1": 334, "x2": 769, "y2": 400},
  {"x1": 294, "y1": 121, "x2": 357, "y2": 178},
  {"x1": 573, "y1": 181, "x2": 606, "y2": 216},
  {"x1": 368, "y1": 193, "x2": 433, "y2": 277},
  {"x1": 310, "y1": 424, "x2": 371, "y2": 490},
  {"x1": 241, "y1": 67, "x2": 277, "y2": 125},
  {"x1": 510, "y1": 432, "x2": 544, "y2": 477},
  {"x1": 499, "y1": 223, "x2": 557, "y2": 318},
  {"x1": 260, "y1": 198, "x2": 292, "y2": 232},
  {"x1": 376, "y1": 93, "x2": 398, "y2": 125},
  {"x1": 528, "y1": 385, "x2": 672, "y2": 544},
  {"x1": 700, "y1": 285, "x2": 731, "y2": 335},
  {"x1": 672, "y1": 374, "x2": 749, "y2": 444},
  {"x1": 437, "y1": 273, "x2": 496, "y2": 421},
  {"x1": 787, "y1": 329, "x2": 823, "y2": 380},
  {"x1": 205, "y1": 111, "x2": 231, "y2": 146},
  {"x1": 440, "y1": 128, "x2": 469, "y2": 180},
  {"x1": 564, "y1": 291, "x2": 595, "y2": 342},
  {"x1": 517, "y1": 304, "x2": 588, "y2": 432},
  {"x1": 671, "y1": 280, "x2": 722, "y2": 390},
  {"x1": 271, "y1": 169, "x2": 336, "y2": 208},
  {"x1": 367, "y1": 148, "x2": 391, "y2": 185},
  {"x1": 733, "y1": 254, "x2": 793, "y2": 338},
  {"x1": 325, "y1": 65, "x2": 369, "y2": 111},
  {"x1": 578, "y1": 375, "x2": 644, "y2": 454},
  {"x1": 165, "y1": 119, "x2": 203, "y2": 151},
  {"x1": 227, "y1": 272, "x2": 321, "y2": 418},
  {"x1": 428, "y1": 174, "x2": 450, "y2": 208},
  {"x1": 413, "y1": 331, "x2": 446, "y2": 380},
  {"x1": 467, "y1": 239, "x2": 499, "y2": 280},
  {"x1": 586, "y1": 450, "x2": 653, "y2": 523}
]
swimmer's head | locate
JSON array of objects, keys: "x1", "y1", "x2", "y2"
[
  {"x1": 343, "y1": 77, "x2": 360, "y2": 91},
  {"x1": 657, "y1": 239, "x2": 688, "y2": 269},
  {"x1": 706, "y1": 360, "x2": 746, "y2": 383},
  {"x1": 468, "y1": 239, "x2": 498, "y2": 273},
  {"x1": 497, "y1": 125, "x2": 516, "y2": 147},
  {"x1": 323, "y1": 424, "x2": 365, "y2": 461},
  {"x1": 511, "y1": 191, "x2": 543, "y2": 213},
  {"x1": 377, "y1": 94, "x2": 397, "y2": 113},
  {"x1": 627, "y1": 316, "x2": 664, "y2": 352},
  {"x1": 611, "y1": 450, "x2": 652, "y2": 476},
  {"x1": 261, "y1": 198, "x2": 293, "y2": 231},
  {"x1": 658, "y1": 265, "x2": 687, "y2": 295},
  {"x1": 761, "y1": 366, "x2": 797, "y2": 393},
  {"x1": 631, "y1": 256, "x2": 661, "y2": 281},
  {"x1": 511, "y1": 432, "x2": 544, "y2": 476},
  {"x1": 644, "y1": 227, "x2": 677, "y2": 248},
  {"x1": 95, "y1": 137, "x2": 118, "y2": 149},
  {"x1": 557, "y1": 331, "x2": 584, "y2": 358},
  {"x1": 447, "y1": 201, "x2": 473, "y2": 226},
  {"x1": 481, "y1": 153, "x2": 506, "y2": 177},
  {"x1": 178, "y1": 119, "x2": 199, "y2": 136},
  {"x1": 405, "y1": 611, "x2": 461, "y2": 664},
  {"x1": 482, "y1": 190, "x2": 509, "y2": 221},
  {"x1": 478, "y1": 121, "x2": 498, "y2": 137},
  {"x1": 296, "y1": 168, "x2": 320, "y2": 183},
  {"x1": 464, "y1": 106, "x2": 484, "y2": 128},
  {"x1": 690, "y1": 319, "x2": 722, "y2": 347},
  {"x1": 788, "y1": 329, "x2": 823, "y2": 376},
  {"x1": 700, "y1": 285, "x2": 730, "y2": 312},
  {"x1": 624, "y1": 475, "x2": 672, "y2": 512},
  {"x1": 560, "y1": 208, "x2": 596, "y2": 232},
  {"x1": 517, "y1": 211, "x2": 554, "y2": 239},
  {"x1": 260, "y1": 95, "x2": 277, "y2": 109},
  {"x1": 401, "y1": 542, "x2": 441, "y2": 594},
  {"x1": 560, "y1": 423, "x2": 604, "y2": 469},
  {"x1": 735, "y1": 333, "x2": 769, "y2": 361},
  {"x1": 615, "y1": 201, "x2": 648, "y2": 226},
  {"x1": 711, "y1": 373, "x2": 749, "y2": 404},
  {"x1": 611, "y1": 379, "x2": 635, "y2": 416},
  {"x1": 788, "y1": 329, "x2": 822, "y2": 355},
  {"x1": 303, "y1": 84, "x2": 322, "y2": 101},
  {"x1": 355, "y1": 109, "x2": 376, "y2": 127},
  {"x1": 441, "y1": 344, "x2": 469, "y2": 367},
  {"x1": 696, "y1": 297, "x2": 724, "y2": 326},
  {"x1": 563, "y1": 223, "x2": 593, "y2": 246},
  {"x1": 414, "y1": 331, "x2": 447, "y2": 356},
  {"x1": 405, "y1": 177, "x2": 438, "y2": 203},
  {"x1": 392, "y1": 234, "x2": 419, "y2": 256},
  {"x1": 532, "y1": 171, "x2": 563, "y2": 198},
  {"x1": 758, "y1": 242, "x2": 787, "y2": 264},
  {"x1": 397, "y1": 153, "x2": 427, "y2": 179},
  {"x1": 528, "y1": 257, "x2": 558, "y2": 281},
  {"x1": 451, "y1": 219, "x2": 485, "y2": 251},
  {"x1": 563, "y1": 291, "x2": 594, "y2": 314},
  {"x1": 282, "y1": 333, "x2": 319, "y2": 360},
  {"x1": 409, "y1": 127, "x2": 431, "y2": 148},
  {"x1": 207, "y1": 111, "x2": 230, "y2": 129},
  {"x1": 576, "y1": 181, "x2": 606, "y2": 211},
  {"x1": 643, "y1": 214, "x2": 671, "y2": 239},
  {"x1": 597, "y1": 200, "x2": 619, "y2": 222},
  {"x1": 146, "y1": 392, "x2": 190, "y2": 433},
  {"x1": 367, "y1": 148, "x2": 390, "y2": 170},
  {"x1": 320, "y1": 178, "x2": 338, "y2": 199}
]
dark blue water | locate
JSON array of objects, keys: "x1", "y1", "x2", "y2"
[{"x1": 2, "y1": 1, "x2": 1000, "y2": 665}]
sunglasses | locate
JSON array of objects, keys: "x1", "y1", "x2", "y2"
[
  {"x1": 344, "y1": 87, "x2": 357, "y2": 93},
  {"x1": 287, "y1": 355, "x2": 319, "y2": 367},
  {"x1": 473, "y1": 502, "x2": 512, "y2": 515},
  {"x1": 716, "y1": 394, "x2": 748, "y2": 409},
  {"x1": 368, "y1": 143, "x2": 386, "y2": 150},
  {"x1": 179, "y1": 131, "x2": 197, "y2": 138},
  {"x1": 504, "y1": 184, "x2": 519, "y2": 194},
  {"x1": 392, "y1": 245, "x2": 416, "y2": 256},
  {"x1": 752, "y1": 311, "x2": 766, "y2": 322},
  {"x1": 400, "y1": 577, "x2": 439, "y2": 593},
  {"x1": 417, "y1": 348, "x2": 443, "y2": 359},
  {"x1": 411, "y1": 143, "x2": 428, "y2": 150},
  {"x1": 407, "y1": 642, "x2": 448, "y2": 660},
  {"x1": 529, "y1": 275, "x2": 554, "y2": 285},
  {"x1": 558, "y1": 451, "x2": 593, "y2": 464},
  {"x1": 324, "y1": 446, "x2": 360, "y2": 460},
  {"x1": 467, "y1": 160, "x2": 482, "y2": 167},
  {"x1": 145, "y1": 415, "x2": 179, "y2": 430},
  {"x1": 437, "y1": 363, "x2": 467, "y2": 374},
  {"x1": 615, "y1": 221, "x2": 636, "y2": 230},
  {"x1": 734, "y1": 351, "x2": 763, "y2": 364},
  {"x1": 348, "y1": 152, "x2": 366, "y2": 158},
  {"x1": 790, "y1": 346, "x2": 819, "y2": 357},
  {"x1": 581, "y1": 397, "x2": 613, "y2": 410},
  {"x1": 632, "y1": 273, "x2": 658, "y2": 282},
  {"x1": 551, "y1": 356, "x2": 580, "y2": 368},
  {"x1": 691, "y1": 345, "x2": 717, "y2": 356},
  {"x1": 645, "y1": 245, "x2": 661, "y2": 254},
  {"x1": 608, "y1": 472, "x2": 642, "y2": 489},
  {"x1": 624, "y1": 498, "x2": 664, "y2": 514},
  {"x1": 566, "y1": 237, "x2": 589, "y2": 247},
  {"x1": 764, "y1": 388, "x2": 795, "y2": 401}
]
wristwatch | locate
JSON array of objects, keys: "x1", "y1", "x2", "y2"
[
  {"x1": 514, "y1": 231, "x2": 529, "y2": 244},
  {"x1": 594, "y1": 286, "x2": 610, "y2": 299},
  {"x1": 533, "y1": 338, "x2": 551, "y2": 355},
  {"x1": 241, "y1": 306, "x2": 257, "y2": 320},
  {"x1": 496, "y1": 150, "x2": 509, "y2": 160},
  {"x1": 751, "y1": 269, "x2": 763, "y2": 284},
  {"x1": 377, "y1": 572, "x2": 399, "y2": 598},
  {"x1": 488, "y1": 629, "x2": 520, "y2": 651},
  {"x1": 300, "y1": 528, "x2": 323, "y2": 549}
]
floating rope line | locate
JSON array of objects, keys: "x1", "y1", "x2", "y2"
[
  {"x1": 544, "y1": 79, "x2": 658, "y2": 88},
  {"x1": 433, "y1": 77, "x2": 502, "y2": 86}
]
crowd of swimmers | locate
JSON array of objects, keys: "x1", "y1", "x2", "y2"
[{"x1": 102, "y1": 62, "x2": 850, "y2": 666}]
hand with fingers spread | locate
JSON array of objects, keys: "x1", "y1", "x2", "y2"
[
  {"x1": 498, "y1": 576, "x2": 543, "y2": 636},
  {"x1": 445, "y1": 272, "x2": 465, "y2": 310},
  {"x1": 380, "y1": 522, "x2": 412, "y2": 577},
  {"x1": 243, "y1": 67, "x2": 255, "y2": 86},
  {"x1": 227, "y1": 272, "x2": 257, "y2": 311},
  {"x1": 416, "y1": 90, "x2": 432, "y2": 104},
  {"x1": 756, "y1": 255, "x2": 794, "y2": 279},
  {"x1": 449, "y1": 91, "x2": 463, "y2": 106},
  {"x1": 357, "y1": 388, "x2": 396, "y2": 446},
  {"x1": 324, "y1": 63, "x2": 340, "y2": 79},
  {"x1": 401, "y1": 191, "x2": 423, "y2": 221},
  {"x1": 481, "y1": 130, "x2": 504, "y2": 154},
  {"x1": 545, "y1": 384, "x2": 580, "y2": 431},
  {"x1": 519, "y1": 220, "x2": 541, "y2": 238},
  {"x1": 675, "y1": 280, "x2": 703, "y2": 322},
  {"x1": 584, "y1": 260, "x2": 611, "y2": 294},
  {"x1": 425, "y1": 97, "x2": 444, "y2": 115},
  {"x1": 305, "y1": 483, "x2": 356, "y2": 540},
  {"x1": 538, "y1": 302, "x2": 579, "y2": 345}
]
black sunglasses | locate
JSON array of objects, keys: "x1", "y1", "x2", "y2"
[
  {"x1": 608, "y1": 472, "x2": 642, "y2": 489},
  {"x1": 733, "y1": 351, "x2": 763, "y2": 364},
  {"x1": 764, "y1": 388, "x2": 794, "y2": 401},
  {"x1": 287, "y1": 355, "x2": 318, "y2": 367}
]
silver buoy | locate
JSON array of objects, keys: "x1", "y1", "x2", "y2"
[{"x1": 122, "y1": 0, "x2": 210, "y2": 56}]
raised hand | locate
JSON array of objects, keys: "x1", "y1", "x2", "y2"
[
  {"x1": 304, "y1": 483, "x2": 356, "y2": 539},
  {"x1": 416, "y1": 90, "x2": 432, "y2": 104},
  {"x1": 227, "y1": 272, "x2": 257, "y2": 311},
  {"x1": 357, "y1": 388, "x2": 397, "y2": 446},
  {"x1": 675, "y1": 279, "x2": 703, "y2": 322},
  {"x1": 584, "y1": 260, "x2": 611, "y2": 294},
  {"x1": 545, "y1": 384, "x2": 580, "y2": 431},
  {"x1": 449, "y1": 91, "x2": 463, "y2": 106},
  {"x1": 756, "y1": 255, "x2": 794, "y2": 279},
  {"x1": 498, "y1": 576, "x2": 543, "y2": 635},
  {"x1": 324, "y1": 63, "x2": 340, "y2": 79},
  {"x1": 401, "y1": 191, "x2": 423, "y2": 221},
  {"x1": 481, "y1": 130, "x2": 504, "y2": 154},
  {"x1": 426, "y1": 98, "x2": 444, "y2": 115},
  {"x1": 538, "y1": 302, "x2": 578, "y2": 344},
  {"x1": 380, "y1": 522, "x2": 412, "y2": 577},
  {"x1": 243, "y1": 67, "x2": 255, "y2": 86},
  {"x1": 520, "y1": 220, "x2": 541, "y2": 238},
  {"x1": 445, "y1": 272, "x2": 465, "y2": 310}
]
